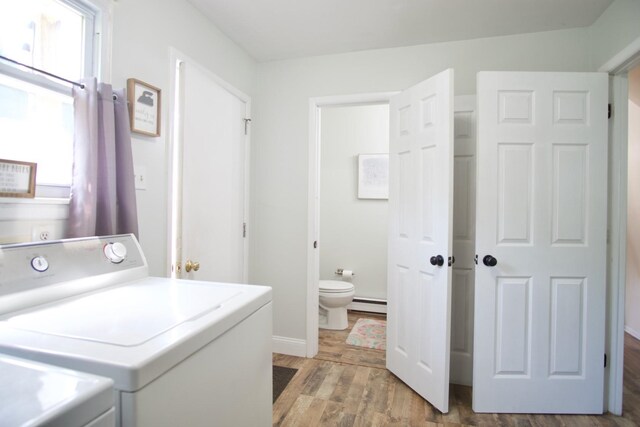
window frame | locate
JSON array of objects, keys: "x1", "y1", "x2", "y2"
[{"x1": 0, "y1": 0, "x2": 112, "y2": 200}]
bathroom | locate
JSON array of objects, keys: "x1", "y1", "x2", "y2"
[{"x1": 317, "y1": 103, "x2": 389, "y2": 355}]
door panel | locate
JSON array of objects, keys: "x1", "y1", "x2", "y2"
[
  {"x1": 450, "y1": 95, "x2": 476, "y2": 386},
  {"x1": 179, "y1": 61, "x2": 247, "y2": 283},
  {"x1": 387, "y1": 69, "x2": 454, "y2": 413},
  {"x1": 473, "y1": 72, "x2": 607, "y2": 414}
]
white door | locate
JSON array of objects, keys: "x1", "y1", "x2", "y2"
[
  {"x1": 387, "y1": 69, "x2": 454, "y2": 413},
  {"x1": 473, "y1": 72, "x2": 608, "y2": 413},
  {"x1": 176, "y1": 60, "x2": 249, "y2": 283},
  {"x1": 450, "y1": 95, "x2": 476, "y2": 386}
]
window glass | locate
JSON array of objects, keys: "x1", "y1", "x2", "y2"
[
  {"x1": 0, "y1": 73, "x2": 73, "y2": 186},
  {"x1": 0, "y1": 0, "x2": 85, "y2": 82},
  {"x1": 0, "y1": 0, "x2": 94, "y2": 191}
]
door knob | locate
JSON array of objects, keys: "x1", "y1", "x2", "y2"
[
  {"x1": 430, "y1": 255, "x2": 444, "y2": 267},
  {"x1": 483, "y1": 255, "x2": 498, "y2": 267},
  {"x1": 185, "y1": 260, "x2": 200, "y2": 273}
]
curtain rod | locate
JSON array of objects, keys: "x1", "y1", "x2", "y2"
[
  {"x1": 0, "y1": 54, "x2": 119, "y2": 100},
  {"x1": 0, "y1": 53, "x2": 85, "y2": 88}
]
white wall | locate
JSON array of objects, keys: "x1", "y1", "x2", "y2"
[
  {"x1": 109, "y1": 0, "x2": 256, "y2": 275},
  {"x1": 626, "y1": 65, "x2": 640, "y2": 338},
  {"x1": 588, "y1": 0, "x2": 640, "y2": 69},
  {"x1": 250, "y1": 28, "x2": 592, "y2": 342},
  {"x1": 320, "y1": 104, "x2": 389, "y2": 300}
]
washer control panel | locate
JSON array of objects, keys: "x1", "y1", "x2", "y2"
[{"x1": 0, "y1": 234, "x2": 147, "y2": 298}]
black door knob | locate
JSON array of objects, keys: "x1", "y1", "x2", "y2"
[
  {"x1": 430, "y1": 255, "x2": 444, "y2": 267},
  {"x1": 483, "y1": 255, "x2": 498, "y2": 267}
]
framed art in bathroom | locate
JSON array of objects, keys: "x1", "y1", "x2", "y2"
[
  {"x1": 0, "y1": 159, "x2": 37, "y2": 198},
  {"x1": 127, "y1": 78, "x2": 161, "y2": 137},
  {"x1": 357, "y1": 153, "x2": 389, "y2": 199}
]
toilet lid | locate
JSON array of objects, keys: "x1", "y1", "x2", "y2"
[{"x1": 319, "y1": 280, "x2": 354, "y2": 293}]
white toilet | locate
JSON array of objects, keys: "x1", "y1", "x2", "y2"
[{"x1": 319, "y1": 280, "x2": 355, "y2": 330}]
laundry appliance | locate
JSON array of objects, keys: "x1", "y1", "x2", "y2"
[
  {"x1": 0, "y1": 354, "x2": 114, "y2": 427},
  {"x1": 0, "y1": 234, "x2": 272, "y2": 427}
]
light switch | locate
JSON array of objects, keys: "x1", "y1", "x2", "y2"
[{"x1": 134, "y1": 166, "x2": 147, "y2": 190}]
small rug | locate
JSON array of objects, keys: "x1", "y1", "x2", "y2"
[
  {"x1": 273, "y1": 365, "x2": 298, "y2": 403},
  {"x1": 346, "y1": 318, "x2": 387, "y2": 350}
]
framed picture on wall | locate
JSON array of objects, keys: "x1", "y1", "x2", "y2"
[
  {"x1": 358, "y1": 153, "x2": 389, "y2": 199},
  {"x1": 127, "y1": 78, "x2": 161, "y2": 137},
  {"x1": 0, "y1": 159, "x2": 37, "y2": 198}
]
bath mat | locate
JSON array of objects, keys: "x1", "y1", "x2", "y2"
[
  {"x1": 346, "y1": 318, "x2": 387, "y2": 350},
  {"x1": 273, "y1": 365, "x2": 298, "y2": 403}
]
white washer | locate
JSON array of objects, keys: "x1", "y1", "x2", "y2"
[
  {"x1": 0, "y1": 354, "x2": 114, "y2": 427},
  {"x1": 0, "y1": 235, "x2": 272, "y2": 427}
]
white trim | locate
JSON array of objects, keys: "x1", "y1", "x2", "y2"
[
  {"x1": 0, "y1": 200, "x2": 69, "y2": 221},
  {"x1": 92, "y1": 0, "x2": 114, "y2": 82},
  {"x1": 306, "y1": 99, "x2": 320, "y2": 358},
  {"x1": 272, "y1": 336, "x2": 307, "y2": 357},
  {"x1": 307, "y1": 92, "x2": 398, "y2": 358},
  {"x1": 625, "y1": 326, "x2": 640, "y2": 341},
  {"x1": 603, "y1": 74, "x2": 629, "y2": 416},
  {"x1": 167, "y1": 52, "x2": 183, "y2": 278},
  {"x1": 166, "y1": 47, "x2": 251, "y2": 280},
  {"x1": 598, "y1": 41, "x2": 640, "y2": 415},
  {"x1": 598, "y1": 36, "x2": 640, "y2": 74}
]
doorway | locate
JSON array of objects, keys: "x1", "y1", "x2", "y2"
[
  {"x1": 308, "y1": 92, "x2": 477, "y2": 389},
  {"x1": 168, "y1": 50, "x2": 251, "y2": 283},
  {"x1": 319, "y1": 103, "x2": 390, "y2": 311}
]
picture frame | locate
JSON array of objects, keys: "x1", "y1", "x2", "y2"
[
  {"x1": 0, "y1": 159, "x2": 37, "y2": 198},
  {"x1": 127, "y1": 78, "x2": 161, "y2": 137},
  {"x1": 358, "y1": 153, "x2": 389, "y2": 199}
]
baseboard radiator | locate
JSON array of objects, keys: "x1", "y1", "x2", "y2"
[{"x1": 348, "y1": 297, "x2": 387, "y2": 314}]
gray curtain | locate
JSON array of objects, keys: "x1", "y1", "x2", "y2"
[{"x1": 67, "y1": 78, "x2": 139, "y2": 238}]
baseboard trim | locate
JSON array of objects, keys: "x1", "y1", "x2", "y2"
[
  {"x1": 272, "y1": 335, "x2": 307, "y2": 357},
  {"x1": 625, "y1": 325, "x2": 640, "y2": 340},
  {"x1": 348, "y1": 300, "x2": 387, "y2": 314}
]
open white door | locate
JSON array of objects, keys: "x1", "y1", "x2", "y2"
[
  {"x1": 176, "y1": 60, "x2": 249, "y2": 283},
  {"x1": 473, "y1": 72, "x2": 608, "y2": 413},
  {"x1": 387, "y1": 69, "x2": 454, "y2": 413}
]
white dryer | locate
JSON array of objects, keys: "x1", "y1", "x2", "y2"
[
  {"x1": 0, "y1": 235, "x2": 272, "y2": 427},
  {"x1": 0, "y1": 354, "x2": 114, "y2": 427}
]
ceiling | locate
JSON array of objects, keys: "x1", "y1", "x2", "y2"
[{"x1": 187, "y1": 0, "x2": 613, "y2": 62}]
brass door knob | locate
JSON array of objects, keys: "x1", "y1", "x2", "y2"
[{"x1": 185, "y1": 260, "x2": 200, "y2": 273}]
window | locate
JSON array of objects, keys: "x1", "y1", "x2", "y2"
[{"x1": 0, "y1": 0, "x2": 100, "y2": 197}]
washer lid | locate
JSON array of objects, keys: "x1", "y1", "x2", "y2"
[
  {"x1": 0, "y1": 354, "x2": 113, "y2": 427},
  {"x1": 7, "y1": 280, "x2": 243, "y2": 347},
  {"x1": 319, "y1": 280, "x2": 354, "y2": 293}
]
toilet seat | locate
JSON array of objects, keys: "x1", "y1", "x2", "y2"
[{"x1": 319, "y1": 280, "x2": 354, "y2": 293}]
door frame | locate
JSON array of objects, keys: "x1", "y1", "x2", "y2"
[
  {"x1": 600, "y1": 36, "x2": 640, "y2": 415},
  {"x1": 306, "y1": 92, "x2": 398, "y2": 357},
  {"x1": 167, "y1": 48, "x2": 252, "y2": 281}
]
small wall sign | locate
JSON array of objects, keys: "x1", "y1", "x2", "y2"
[
  {"x1": 0, "y1": 159, "x2": 36, "y2": 198},
  {"x1": 127, "y1": 78, "x2": 161, "y2": 137}
]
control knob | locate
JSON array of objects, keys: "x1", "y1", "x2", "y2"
[
  {"x1": 31, "y1": 256, "x2": 49, "y2": 272},
  {"x1": 104, "y1": 242, "x2": 127, "y2": 264}
]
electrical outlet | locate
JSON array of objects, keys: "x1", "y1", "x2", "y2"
[{"x1": 32, "y1": 226, "x2": 51, "y2": 242}]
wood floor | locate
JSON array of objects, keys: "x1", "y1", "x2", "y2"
[
  {"x1": 315, "y1": 311, "x2": 386, "y2": 369},
  {"x1": 273, "y1": 311, "x2": 640, "y2": 426}
]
